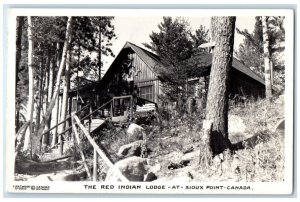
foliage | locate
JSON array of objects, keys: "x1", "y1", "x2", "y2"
[
  {"x1": 143, "y1": 17, "x2": 193, "y2": 105},
  {"x1": 191, "y1": 25, "x2": 209, "y2": 55},
  {"x1": 236, "y1": 16, "x2": 285, "y2": 92},
  {"x1": 15, "y1": 16, "x2": 117, "y2": 139},
  {"x1": 143, "y1": 17, "x2": 209, "y2": 111},
  {"x1": 76, "y1": 17, "x2": 116, "y2": 81}
]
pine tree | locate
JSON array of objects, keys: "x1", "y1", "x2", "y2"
[
  {"x1": 143, "y1": 17, "x2": 194, "y2": 112},
  {"x1": 32, "y1": 16, "x2": 74, "y2": 155},
  {"x1": 236, "y1": 16, "x2": 285, "y2": 92},
  {"x1": 262, "y1": 16, "x2": 272, "y2": 101},
  {"x1": 191, "y1": 25, "x2": 209, "y2": 55},
  {"x1": 201, "y1": 16, "x2": 236, "y2": 165},
  {"x1": 91, "y1": 17, "x2": 116, "y2": 81}
]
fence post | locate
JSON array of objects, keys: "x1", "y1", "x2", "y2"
[
  {"x1": 110, "y1": 99, "x2": 114, "y2": 118},
  {"x1": 89, "y1": 104, "x2": 92, "y2": 133},
  {"x1": 93, "y1": 147, "x2": 98, "y2": 181},
  {"x1": 73, "y1": 115, "x2": 129, "y2": 182},
  {"x1": 130, "y1": 95, "x2": 133, "y2": 121},
  {"x1": 71, "y1": 115, "x2": 92, "y2": 180}
]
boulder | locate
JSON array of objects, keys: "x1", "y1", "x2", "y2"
[
  {"x1": 164, "y1": 151, "x2": 184, "y2": 164},
  {"x1": 117, "y1": 140, "x2": 144, "y2": 158},
  {"x1": 182, "y1": 150, "x2": 200, "y2": 162},
  {"x1": 274, "y1": 119, "x2": 284, "y2": 133},
  {"x1": 127, "y1": 123, "x2": 146, "y2": 140},
  {"x1": 144, "y1": 172, "x2": 157, "y2": 182},
  {"x1": 228, "y1": 115, "x2": 246, "y2": 134},
  {"x1": 105, "y1": 156, "x2": 148, "y2": 182}
]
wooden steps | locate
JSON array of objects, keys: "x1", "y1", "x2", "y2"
[
  {"x1": 136, "y1": 103, "x2": 156, "y2": 112},
  {"x1": 84, "y1": 119, "x2": 106, "y2": 133}
]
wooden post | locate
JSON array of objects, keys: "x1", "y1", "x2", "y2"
[
  {"x1": 73, "y1": 115, "x2": 129, "y2": 182},
  {"x1": 93, "y1": 147, "x2": 98, "y2": 181},
  {"x1": 130, "y1": 95, "x2": 133, "y2": 121},
  {"x1": 72, "y1": 117, "x2": 92, "y2": 180},
  {"x1": 89, "y1": 104, "x2": 92, "y2": 133},
  {"x1": 110, "y1": 99, "x2": 114, "y2": 118},
  {"x1": 52, "y1": 95, "x2": 60, "y2": 147},
  {"x1": 112, "y1": 98, "x2": 115, "y2": 117},
  {"x1": 59, "y1": 135, "x2": 63, "y2": 155}
]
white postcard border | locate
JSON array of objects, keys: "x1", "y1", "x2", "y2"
[{"x1": 5, "y1": 8, "x2": 295, "y2": 195}]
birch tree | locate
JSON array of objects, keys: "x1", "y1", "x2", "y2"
[{"x1": 23, "y1": 16, "x2": 35, "y2": 153}]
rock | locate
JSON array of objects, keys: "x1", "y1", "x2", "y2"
[
  {"x1": 168, "y1": 160, "x2": 190, "y2": 170},
  {"x1": 127, "y1": 123, "x2": 145, "y2": 140},
  {"x1": 164, "y1": 151, "x2": 184, "y2": 164},
  {"x1": 228, "y1": 115, "x2": 246, "y2": 134},
  {"x1": 117, "y1": 140, "x2": 144, "y2": 158},
  {"x1": 183, "y1": 146, "x2": 194, "y2": 154},
  {"x1": 274, "y1": 119, "x2": 284, "y2": 132},
  {"x1": 275, "y1": 95, "x2": 284, "y2": 105},
  {"x1": 144, "y1": 172, "x2": 157, "y2": 182},
  {"x1": 182, "y1": 150, "x2": 200, "y2": 162},
  {"x1": 163, "y1": 151, "x2": 186, "y2": 170},
  {"x1": 148, "y1": 162, "x2": 161, "y2": 173},
  {"x1": 170, "y1": 128, "x2": 179, "y2": 137},
  {"x1": 105, "y1": 156, "x2": 148, "y2": 182}
]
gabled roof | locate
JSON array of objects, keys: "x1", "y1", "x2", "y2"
[
  {"x1": 124, "y1": 42, "x2": 163, "y2": 71},
  {"x1": 232, "y1": 57, "x2": 265, "y2": 85},
  {"x1": 100, "y1": 41, "x2": 163, "y2": 83},
  {"x1": 187, "y1": 54, "x2": 265, "y2": 85},
  {"x1": 122, "y1": 42, "x2": 266, "y2": 86},
  {"x1": 69, "y1": 42, "x2": 269, "y2": 95}
]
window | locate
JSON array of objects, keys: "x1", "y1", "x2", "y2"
[{"x1": 139, "y1": 85, "x2": 153, "y2": 101}]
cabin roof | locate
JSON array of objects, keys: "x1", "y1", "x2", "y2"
[
  {"x1": 124, "y1": 43, "x2": 266, "y2": 86},
  {"x1": 124, "y1": 42, "x2": 163, "y2": 71},
  {"x1": 69, "y1": 42, "x2": 272, "y2": 95},
  {"x1": 187, "y1": 54, "x2": 266, "y2": 85}
]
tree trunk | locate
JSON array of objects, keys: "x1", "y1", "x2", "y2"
[
  {"x1": 262, "y1": 16, "x2": 272, "y2": 101},
  {"x1": 202, "y1": 16, "x2": 236, "y2": 160},
  {"x1": 58, "y1": 47, "x2": 72, "y2": 155},
  {"x1": 32, "y1": 16, "x2": 73, "y2": 155},
  {"x1": 76, "y1": 44, "x2": 81, "y2": 111},
  {"x1": 51, "y1": 94, "x2": 60, "y2": 147},
  {"x1": 23, "y1": 16, "x2": 35, "y2": 154},
  {"x1": 51, "y1": 42, "x2": 61, "y2": 146},
  {"x1": 15, "y1": 16, "x2": 24, "y2": 89},
  {"x1": 98, "y1": 22, "x2": 102, "y2": 81},
  {"x1": 15, "y1": 16, "x2": 24, "y2": 133},
  {"x1": 42, "y1": 54, "x2": 54, "y2": 151},
  {"x1": 35, "y1": 55, "x2": 45, "y2": 136}
]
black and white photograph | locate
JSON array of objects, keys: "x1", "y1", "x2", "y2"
[{"x1": 4, "y1": 8, "x2": 294, "y2": 194}]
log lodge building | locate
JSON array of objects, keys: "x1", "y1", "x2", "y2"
[{"x1": 63, "y1": 41, "x2": 268, "y2": 119}]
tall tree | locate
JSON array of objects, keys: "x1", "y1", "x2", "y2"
[
  {"x1": 201, "y1": 16, "x2": 236, "y2": 164},
  {"x1": 144, "y1": 17, "x2": 194, "y2": 111},
  {"x1": 262, "y1": 16, "x2": 272, "y2": 101},
  {"x1": 236, "y1": 16, "x2": 285, "y2": 92},
  {"x1": 57, "y1": 43, "x2": 72, "y2": 155},
  {"x1": 23, "y1": 16, "x2": 35, "y2": 153},
  {"x1": 191, "y1": 25, "x2": 209, "y2": 55},
  {"x1": 91, "y1": 17, "x2": 116, "y2": 81},
  {"x1": 15, "y1": 16, "x2": 25, "y2": 132},
  {"x1": 32, "y1": 16, "x2": 74, "y2": 155}
]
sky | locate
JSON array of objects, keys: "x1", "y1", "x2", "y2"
[{"x1": 101, "y1": 16, "x2": 256, "y2": 74}]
